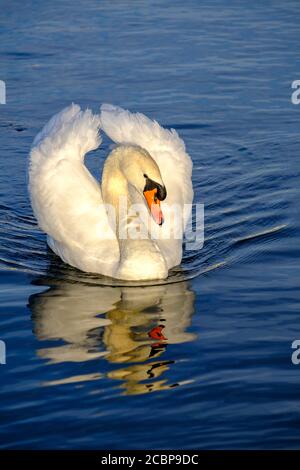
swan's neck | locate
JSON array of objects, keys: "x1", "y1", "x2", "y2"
[
  {"x1": 101, "y1": 147, "x2": 144, "y2": 235},
  {"x1": 101, "y1": 146, "x2": 167, "y2": 280},
  {"x1": 101, "y1": 151, "x2": 130, "y2": 223}
]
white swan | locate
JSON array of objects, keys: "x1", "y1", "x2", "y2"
[{"x1": 29, "y1": 104, "x2": 193, "y2": 280}]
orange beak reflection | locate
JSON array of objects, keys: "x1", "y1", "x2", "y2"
[{"x1": 143, "y1": 188, "x2": 164, "y2": 225}]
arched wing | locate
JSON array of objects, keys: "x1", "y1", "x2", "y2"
[{"x1": 29, "y1": 104, "x2": 119, "y2": 274}]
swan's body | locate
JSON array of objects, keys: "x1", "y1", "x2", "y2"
[{"x1": 29, "y1": 104, "x2": 193, "y2": 280}]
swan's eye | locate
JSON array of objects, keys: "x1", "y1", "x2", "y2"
[
  {"x1": 143, "y1": 173, "x2": 148, "y2": 178},
  {"x1": 154, "y1": 195, "x2": 158, "y2": 203}
]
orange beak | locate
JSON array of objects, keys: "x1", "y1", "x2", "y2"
[{"x1": 143, "y1": 188, "x2": 164, "y2": 225}]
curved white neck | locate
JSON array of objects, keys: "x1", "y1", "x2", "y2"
[{"x1": 101, "y1": 146, "x2": 168, "y2": 280}]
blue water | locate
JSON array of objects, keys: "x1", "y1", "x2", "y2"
[{"x1": 1, "y1": 0, "x2": 300, "y2": 449}]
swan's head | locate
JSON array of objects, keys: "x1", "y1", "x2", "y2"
[{"x1": 120, "y1": 146, "x2": 167, "y2": 225}]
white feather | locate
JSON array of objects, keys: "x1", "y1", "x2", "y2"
[{"x1": 29, "y1": 104, "x2": 119, "y2": 276}]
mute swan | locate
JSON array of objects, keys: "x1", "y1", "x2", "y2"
[{"x1": 29, "y1": 104, "x2": 193, "y2": 281}]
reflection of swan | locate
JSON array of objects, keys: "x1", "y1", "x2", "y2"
[
  {"x1": 29, "y1": 277, "x2": 196, "y2": 394},
  {"x1": 29, "y1": 104, "x2": 193, "y2": 280}
]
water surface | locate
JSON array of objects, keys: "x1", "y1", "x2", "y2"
[{"x1": 0, "y1": 0, "x2": 300, "y2": 449}]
